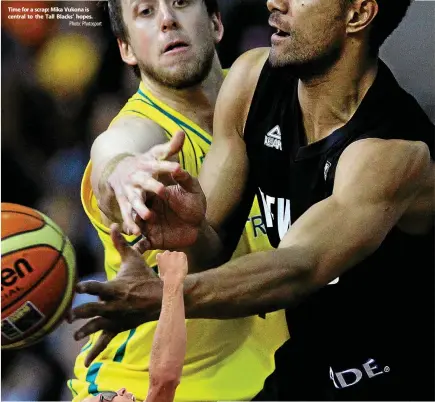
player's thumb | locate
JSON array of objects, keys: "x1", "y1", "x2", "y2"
[
  {"x1": 110, "y1": 223, "x2": 135, "y2": 259},
  {"x1": 172, "y1": 169, "x2": 203, "y2": 194},
  {"x1": 149, "y1": 131, "x2": 185, "y2": 161}
]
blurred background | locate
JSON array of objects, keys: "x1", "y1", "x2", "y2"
[{"x1": 1, "y1": 0, "x2": 434, "y2": 400}]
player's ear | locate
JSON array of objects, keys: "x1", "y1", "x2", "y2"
[
  {"x1": 118, "y1": 38, "x2": 138, "y2": 67},
  {"x1": 346, "y1": 0, "x2": 378, "y2": 35},
  {"x1": 210, "y1": 12, "x2": 224, "y2": 45}
]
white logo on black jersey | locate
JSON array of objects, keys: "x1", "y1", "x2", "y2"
[
  {"x1": 330, "y1": 358, "x2": 388, "y2": 389},
  {"x1": 264, "y1": 125, "x2": 282, "y2": 150},
  {"x1": 258, "y1": 188, "x2": 291, "y2": 240},
  {"x1": 324, "y1": 160, "x2": 332, "y2": 181}
]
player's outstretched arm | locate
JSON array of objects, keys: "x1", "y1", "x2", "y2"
[
  {"x1": 183, "y1": 139, "x2": 434, "y2": 318},
  {"x1": 71, "y1": 138, "x2": 432, "y2": 349},
  {"x1": 90, "y1": 116, "x2": 184, "y2": 235},
  {"x1": 146, "y1": 252, "x2": 188, "y2": 402}
]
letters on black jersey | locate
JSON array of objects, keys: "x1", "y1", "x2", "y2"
[{"x1": 258, "y1": 187, "x2": 291, "y2": 241}]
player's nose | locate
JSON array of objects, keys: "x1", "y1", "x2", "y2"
[{"x1": 159, "y1": 4, "x2": 178, "y2": 32}]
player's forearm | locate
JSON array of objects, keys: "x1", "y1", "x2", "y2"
[
  {"x1": 149, "y1": 281, "x2": 186, "y2": 388},
  {"x1": 183, "y1": 247, "x2": 315, "y2": 319}
]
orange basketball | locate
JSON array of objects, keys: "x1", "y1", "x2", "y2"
[{"x1": 1, "y1": 203, "x2": 76, "y2": 349}]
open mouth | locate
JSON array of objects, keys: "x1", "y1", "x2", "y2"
[
  {"x1": 164, "y1": 41, "x2": 189, "y2": 53},
  {"x1": 274, "y1": 29, "x2": 290, "y2": 38}
]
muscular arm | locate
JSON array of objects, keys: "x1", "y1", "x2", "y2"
[
  {"x1": 70, "y1": 136, "x2": 433, "y2": 353},
  {"x1": 90, "y1": 116, "x2": 179, "y2": 233},
  {"x1": 146, "y1": 280, "x2": 186, "y2": 402},
  {"x1": 183, "y1": 48, "x2": 270, "y2": 268},
  {"x1": 199, "y1": 48, "x2": 269, "y2": 231},
  {"x1": 183, "y1": 139, "x2": 433, "y2": 318}
]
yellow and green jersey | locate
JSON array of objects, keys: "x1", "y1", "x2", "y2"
[{"x1": 69, "y1": 79, "x2": 289, "y2": 402}]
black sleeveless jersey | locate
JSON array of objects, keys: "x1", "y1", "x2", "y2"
[{"x1": 242, "y1": 60, "x2": 435, "y2": 400}]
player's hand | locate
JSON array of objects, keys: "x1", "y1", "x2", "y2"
[
  {"x1": 104, "y1": 131, "x2": 186, "y2": 235},
  {"x1": 134, "y1": 167, "x2": 207, "y2": 250},
  {"x1": 157, "y1": 251, "x2": 188, "y2": 284},
  {"x1": 69, "y1": 224, "x2": 163, "y2": 367}
]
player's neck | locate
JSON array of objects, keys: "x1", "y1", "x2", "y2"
[
  {"x1": 141, "y1": 54, "x2": 224, "y2": 135},
  {"x1": 297, "y1": 49, "x2": 378, "y2": 145}
]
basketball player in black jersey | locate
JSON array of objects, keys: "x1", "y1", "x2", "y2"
[{"x1": 71, "y1": 0, "x2": 435, "y2": 399}]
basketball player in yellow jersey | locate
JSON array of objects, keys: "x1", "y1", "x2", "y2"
[{"x1": 69, "y1": 0, "x2": 289, "y2": 401}]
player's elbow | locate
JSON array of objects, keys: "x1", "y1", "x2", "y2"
[
  {"x1": 405, "y1": 141, "x2": 431, "y2": 188},
  {"x1": 413, "y1": 141, "x2": 431, "y2": 167}
]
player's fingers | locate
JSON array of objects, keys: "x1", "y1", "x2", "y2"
[
  {"x1": 75, "y1": 280, "x2": 116, "y2": 299},
  {"x1": 65, "y1": 309, "x2": 74, "y2": 324},
  {"x1": 127, "y1": 175, "x2": 165, "y2": 204},
  {"x1": 123, "y1": 186, "x2": 152, "y2": 221},
  {"x1": 148, "y1": 131, "x2": 185, "y2": 161},
  {"x1": 74, "y1": 317, "x2": 108, "y2": 341},
  {"x1": 132, "y1": 236, "x2": 151, "y2": 254},
  {"x1": 172, "y1": 169, "x2": 202, "y2": 193},
  {"x1": 115, "y1": 192, "x2": 141, "y2": 235},
  {"x1": 133, "y1": 163, "x2": 182, "y2": 196},
  {"x1": 136, "y1": 160, "x2": 181, "y2": 177},
  {"x1": 110, "y1": 223, "x2": 139, "y2": 260},
  {"x1": 70, "y1": 301, "x2": 108, "y2": 321},
  {"x1": 83, "y1": 329, "x2": 116, "y2": 367}
]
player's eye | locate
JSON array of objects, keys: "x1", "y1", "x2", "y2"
[
  {"x1": 139, "y1": 7, "x2": 152, "y2": 16},
  {"x1": 173, "y1": 0, "x2": 188, "y2": 8}
]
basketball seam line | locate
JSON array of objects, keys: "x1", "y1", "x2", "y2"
[
  {"x1": 1, "y1": 210, "x2": 46, "y2": 241},
  {"x1": 2, "y1": 225, "x2": 45, "y2": 242},
  {"x1": 2, "y1": 243, "x2": 61, "y2": 258},
  {"x1": 2, "y1": 210, "x2": 66, "y2": 240}
]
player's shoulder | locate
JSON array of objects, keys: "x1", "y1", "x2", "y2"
[
  {"x1": 91, "y1": 115, "x2": 168, "y2": 156},
  {"x1": 233, "y1": 47, "x2": 270, "y2": 67},
  {"x1": 108, "y1": 114, "x2": 165, "y2": 136},
  {"x1": 217, "y1": 48, "x2": 270, "y2": 134},
  {"x1": 225, "y1": 47, "x2": 270, "y2": 87},
  {"x1": 340, "y1": 138, "x2": 430, "y2": 167},
  {"x1": 336, "y1": 138, "x2": 431, "y2": 196}
]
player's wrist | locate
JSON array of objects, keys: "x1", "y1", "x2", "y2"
[{"x1": 162, "y1": 280, "x2": 184, "y2": 295}]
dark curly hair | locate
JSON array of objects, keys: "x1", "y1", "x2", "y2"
[{"x1": 104, "y1": 0, "x2": 219, "y2": 77}]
